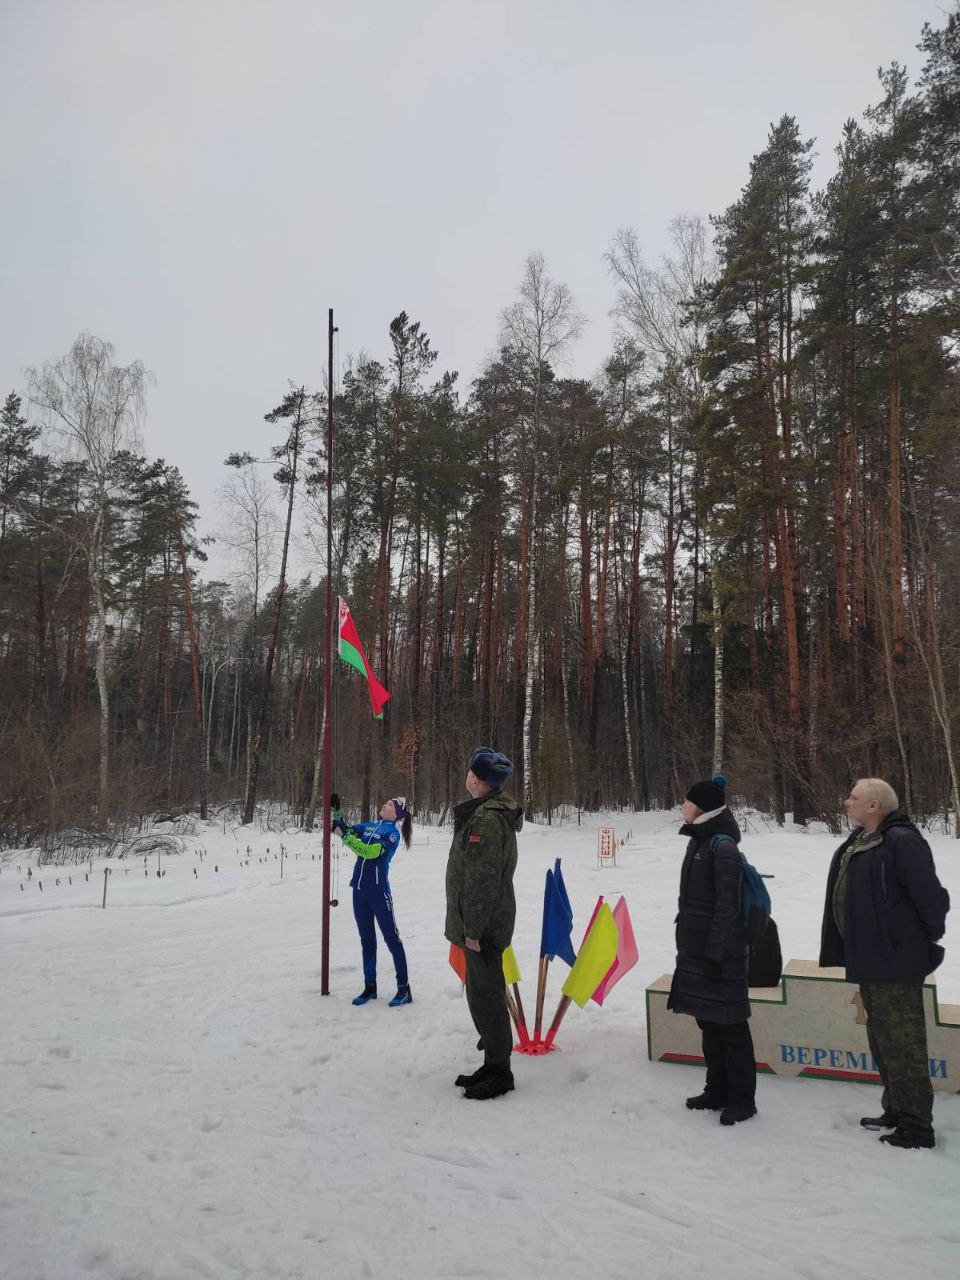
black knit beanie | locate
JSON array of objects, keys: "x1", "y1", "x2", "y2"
[{"x1": 685, "y1": 773, "x2": 727, "y2": 811}]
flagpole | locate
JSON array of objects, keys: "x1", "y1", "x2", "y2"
[
  {"x1": 505, "y1": 987, "x2": 530, "y2": 1048},
  {"x1": 505, "y1": 988, "x2": 522, "y2": 1036},
  {"x1": 321, "y1": 307, "x2": 335, "y2": 996},
  {"x1": 510, "y1": 982, "x2": 530, "y2": 1043},
  {"x1": 543, "y1": 994, "x2": 572, "y2": 1049},
  {"x1": 534, "y1": 956, "x2": 550, "y2": 1041}
]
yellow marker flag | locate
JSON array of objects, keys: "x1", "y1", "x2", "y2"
[
  {"x1": 502, "y1": 945, "x2": 521, "y2": 985},
  {"x1": 561, "y1": 903, "x2": 618, "y2": 1008}
]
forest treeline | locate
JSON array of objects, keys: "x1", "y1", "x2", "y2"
[{"x1": 1, "y1": 14, "x2": 958, "y2": 842}]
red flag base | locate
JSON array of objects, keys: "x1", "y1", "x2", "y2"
[{"x1": 514, "y1": 1038, "x2": 556, "y2": 1055}]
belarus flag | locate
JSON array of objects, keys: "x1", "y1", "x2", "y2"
[{"x1": 338, "y1": 597, "x2": 391, "y2": 718}]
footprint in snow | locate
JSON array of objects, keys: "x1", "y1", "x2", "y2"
[{"x1": 402, "y1": 1146, "x2": 486, "y2": 1169}]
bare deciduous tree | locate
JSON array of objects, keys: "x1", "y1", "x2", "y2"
[
  {"x1": 501, "y1": 252, "x2": 584, "y2": 817},
  {"x1": 28, "y1": 333, "x2": 147, "y2": 821},
  {"x1": 216, "y1": 465, "x2": 279, "y2": 624},
  {"x1": 608, "y1": 218, "x2": 722, "y2": 774}
]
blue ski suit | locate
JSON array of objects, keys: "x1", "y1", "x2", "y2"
[{"x1": 342, "y1": 820, "x2": 408, "y2": 988}]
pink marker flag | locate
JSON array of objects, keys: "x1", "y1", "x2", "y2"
[
  {"x1": 591, "y1": 896, "x2": 638, "y2": 1006},
  {"x1": 580, "y1": 895, "x2": 604, "y2": 940}
]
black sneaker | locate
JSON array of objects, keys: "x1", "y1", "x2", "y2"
[
  {"x1": 352, "y1": 985, "x2": 377, "y2": 1006},
  {"x1": 860, "y1": 1111, "x2": 897, "y2": 1129},
  {"x1": 879, "y1": 1127, "x2": 935, "y2": 1150},
  {"x1": 455, "y1": 1064, "x2": 492, "y2": 1088},
  {"x1": 686, "y1": 1093, "x2": 726, "y2": 1111},
  {"x1": 719, "y1": 1104, "x2": 757, "y2": 1126},
  {"x1": 463, "y1": 1069, "x2": 515, "y2": 1100}
]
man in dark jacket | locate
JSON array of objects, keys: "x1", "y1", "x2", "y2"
[
  {"x1": 668, "y1": 773, "x2": 757, "y2": 1126},
  {"x1": 445, "y1": 746, "x2": 523, "y2": 1101},
  {"x1": 820, "y1": 778, "x2": 950, "y2": 1149}
]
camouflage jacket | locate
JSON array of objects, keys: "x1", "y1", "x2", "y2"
[{"x1": 444, "y1": 791, "x2": 523, "y2": 950}]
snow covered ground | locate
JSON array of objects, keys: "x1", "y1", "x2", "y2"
[{"x1": 2, "y1": 809, "x2": 959, "y2": 1280}]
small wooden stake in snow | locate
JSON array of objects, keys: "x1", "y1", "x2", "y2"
[
  {"x1": 102, "y1": 867, "x2": 110, "y2": 908},
  {"x1": 280, "y1": 846, "x2": 285, "y2": 878}
]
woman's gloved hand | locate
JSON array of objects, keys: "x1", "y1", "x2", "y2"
[{"x1": 330, "y1": 792, "x2": 348, "y2": 835}]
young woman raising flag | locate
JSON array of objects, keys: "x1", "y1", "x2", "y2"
[{"x1": 332, "y1": 793, "x2": 413, "y2": 1007}]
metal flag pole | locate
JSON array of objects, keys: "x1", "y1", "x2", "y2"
[{"x1": 321, "y1": 307, "x2": 336, "y2": 995}]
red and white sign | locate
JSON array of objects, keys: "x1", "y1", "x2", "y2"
[{"x1": 598, "y1": 827, "x2": 616, "y2": 866}]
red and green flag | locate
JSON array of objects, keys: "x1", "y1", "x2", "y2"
[{"x1": 338, "y1": 597, "x2": 391, "y2": 718}]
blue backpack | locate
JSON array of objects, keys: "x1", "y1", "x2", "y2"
[
  {"x1": 709, "y1": 834, "x2": 770, "y2": 937},
  {"x1": 710, "y1": 834, "x2": 782, "y2": 986}
]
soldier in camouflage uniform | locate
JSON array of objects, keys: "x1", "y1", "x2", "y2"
[
  {"x1": 445, "y1": 747, "x2": 523, "y2": 1100},
  {"x1": 820, "y1": 778, "x2": 950, "y2": 1149}
]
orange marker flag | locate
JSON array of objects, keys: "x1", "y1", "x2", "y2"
[
  {"x1": 450, "y1": 942, "x2": 529, "y2": 1045},
  {"x1": 449, "y1": 942, "x2": 467, "y2": 985}
]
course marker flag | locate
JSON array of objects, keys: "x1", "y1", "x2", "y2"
[
  {"x1": 533, "y1": 860, "x2": 576, "y2": 1045},
  {"x1": 449, "y1": 942, "x2": 529, "y2": 1045},
  {"x1": 591, "y1": 896, "x2": 638, "y2": 1006},
  {"x1": 540, "y1": 860, "x2": 576, "y2": 965},
  {"x1": 502, "y1": 944, "x2": 521, "y2": 985},
  {"x1": 561, "y1": 902, "x2": 619, "y2": 1008},
  {"x1": 449, "y1": 942, "x2": 467, "y2": 985},
  {"x1": 502, "y1": 945, "x2": 530, "y2": 1045},
  {"x1": 541, "y1": 902, "x2": 619, "y2": 1048}
]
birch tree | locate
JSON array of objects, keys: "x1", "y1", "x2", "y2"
[
  {"x1": 28, "y1": 333, "x2": 146, "y2": 821},
  {"x1": 608, "y1": 216, "x2": 716, "y2": 792},
  {"x1": 501, "y1": 252, "x2": 584, "y2": 818}
]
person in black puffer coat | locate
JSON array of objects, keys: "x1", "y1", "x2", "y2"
[{"x1": 667, "y1": 774, "x2": 757, "y2": 1126}]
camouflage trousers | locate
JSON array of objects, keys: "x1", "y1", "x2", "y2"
[
  {"x1": 859, "y1": 980, "x2": 933, "y2": 1135},
  {"x1": 465, "y1": 945, "x2": 512, "y2": 1071}
]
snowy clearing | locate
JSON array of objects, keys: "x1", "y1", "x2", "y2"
[{"x1": 2, "y1": 811, "x2": 959, "y2": 1280}]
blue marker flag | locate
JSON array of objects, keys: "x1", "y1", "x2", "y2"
[{"x1": 539, "y1": 858, "x2": 576, "y2": 966}]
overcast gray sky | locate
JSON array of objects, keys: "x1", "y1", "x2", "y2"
[{"x1": 0, "y1": 0, "x2": 945, "y2": 572}]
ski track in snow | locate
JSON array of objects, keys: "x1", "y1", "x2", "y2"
[{"x1": 2, "y1": 812, "x2": 959, "y2": 1279}]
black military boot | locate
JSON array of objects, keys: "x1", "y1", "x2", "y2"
[
  {"x1": 860, "y1": 1111, "x2": 896, "y2": 1129},
  {"x1": 686, "y1": 1092, "x2": 726, "y2": 1111},
  {"x1": 455, "y1": 1064, "x2": 492, "y2": 1088},
  {"x1": 879, "y1": 1127, "x2": 935, "y2": 1149},
  {"x1": 719, "y1": 1103, "x2": 757, "y2": 1125},
  {"x1": 463, "y1": 1067, "x2": 515, "y2": 1100}
]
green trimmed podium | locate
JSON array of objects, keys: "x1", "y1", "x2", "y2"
[{"x1": 646, "y1": 960, "x2": 960, "y2": 1091}]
